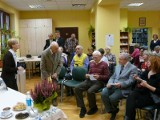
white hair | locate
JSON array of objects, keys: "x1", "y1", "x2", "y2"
[
  {"x1": 120, "y1": 53, "x2": 130, "y2": 61},
  {"x1": 50, "y1": 41, "x2": 59, "y2": 47},
  {"x1": 92, "y1": 50, "x2": 101, "y2": 56}
]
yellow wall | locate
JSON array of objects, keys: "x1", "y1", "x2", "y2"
[
  {"x1": 95, "y1": 4, "x2": 120, "y2": 57},
  {"x1": 20, "y1": 10, "x2": 91, "y2": 53},
  {"x1": 124, "y1": 11, "x2": 160, "y2": 46},
  {"x1": 120, "y1": 9, "x2": 128, "y2": 31}
]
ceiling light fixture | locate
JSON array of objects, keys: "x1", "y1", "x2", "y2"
[
  {"x1": 128, "y1": 3, "x2": 143, "y2": 7},
  {"x1": 72, "y1": 4, "x2": 86, "y2": 7},
  {"x1": 29, "y1": 5, "x2": 45, "y2": 9}
]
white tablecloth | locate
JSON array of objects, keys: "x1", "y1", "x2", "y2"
[{"x1": 0, "y1": 88, "x2": 67, "y2": 120}]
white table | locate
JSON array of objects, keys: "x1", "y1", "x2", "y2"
[
  {"x1": 0, "y1": 88, "x2": 67, "y2": 120},
  {"x1": 17, "y1": 56, "x2": 41, "y2": 79}
]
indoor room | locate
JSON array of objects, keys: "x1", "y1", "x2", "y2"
[{"x1": 0, "y1": 0, "x2": 160, "y2": 120}]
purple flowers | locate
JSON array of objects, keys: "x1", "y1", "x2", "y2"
[{"x1": 30, "y1": 80, "x2": 56, "y2": 104}]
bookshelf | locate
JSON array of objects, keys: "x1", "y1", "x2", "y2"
[
  {"x1": 120, "y1": 32, "x2": 129, "y2": 53},
  {"x1": 132, "y1": 28, "x2": 148, "y2": 46}
]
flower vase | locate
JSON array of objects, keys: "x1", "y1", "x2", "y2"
[{"x1": 33, "y1": 92, "x2": 58, "y2": 112}]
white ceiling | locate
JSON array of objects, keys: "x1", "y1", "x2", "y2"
[{"x1": 1, "y1": 0, "x2": 160, "y2": 11}]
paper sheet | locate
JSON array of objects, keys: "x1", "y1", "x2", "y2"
[{"x1": 88, "y1": 74, "x2": 97, "y2": 81}]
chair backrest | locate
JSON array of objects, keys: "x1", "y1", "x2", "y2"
[
  {"x1": 72, "y1": 67, "x2": 87, "y2": 81},
  {"x1": 59, "y1": 66, "x2": 66, "y2": 79}
]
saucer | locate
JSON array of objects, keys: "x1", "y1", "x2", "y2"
[
  {"x1": 15, "y1": 112, "x2": 29, "y2": 119},
  {"x1": 0, "y1": 112, "x2": 13, "y2": 119}
]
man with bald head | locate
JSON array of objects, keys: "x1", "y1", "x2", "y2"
[
  {"x1": 101, "y1": 53, "x2": 138, "y2": 120},
  {"x1": 70, "y1": 45, "x2": 89, "y2": 71},
  {"x1": 41, "y1": 41, "x2": 62, "y2": 81}
]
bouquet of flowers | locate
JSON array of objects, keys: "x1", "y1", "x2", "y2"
[{"x1": 30, "y1": 80, "x2": 57, "y2": 112}]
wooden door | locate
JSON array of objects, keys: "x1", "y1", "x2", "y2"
[{"x1": 55, "y1": 27, "x2": 78, "y2": 41}]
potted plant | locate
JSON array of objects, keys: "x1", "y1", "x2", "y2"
[
  {"x1": 88, "y1": 25, "x2": 95, "y2": 39},
  {"x1": 30, "y1": 80, "x2": 58, "y2": 112},
  {"x1": 0, "y1": 27, "x2": 19, "y2": 67}
]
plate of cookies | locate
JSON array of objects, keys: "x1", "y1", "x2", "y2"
[{"x1": 13, "y1": 102, "x2": 26, "y2": 111}]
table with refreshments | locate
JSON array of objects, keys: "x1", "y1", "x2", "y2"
[{"x1": 0, "y1": 80, "x2": 67, "y2": 120}]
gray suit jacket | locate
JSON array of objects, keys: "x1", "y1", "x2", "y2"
[
  {"x1": 108, "y1": 62, "x2": 138, "y2": 96},
  {"x1": 40, "y1": 47, "x2": 62, "y2": 80}
]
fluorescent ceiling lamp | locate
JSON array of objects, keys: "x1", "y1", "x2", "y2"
[
  {"x1": 29, "y1": 5, "x2": 44, "y2": 8},
  {"x1": 128, "y1": 3, "x2": 143, "y2": 6},
  {"x1": 72, "y1": 4, "x2": 86, "y2": 7}
]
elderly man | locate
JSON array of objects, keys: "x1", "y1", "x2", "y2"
[
  {"x1": 70, "y1": 45, "x2": 89, "y2": 71},
  {"x1": 41, "y1": 41, "x2": 62, "y2": 81},
  {"x1": 75, "y1": 51, "x2": 110, "y2": 118},
  {"x1": 101, "y1": 53, "x2": 138, "y2": 120},
  {"x1": 43, "y1": 33, "x2": 54, "y2": 50},
  {"x1": 65, "y1": 33, "x2": 78, "y2": 63}
]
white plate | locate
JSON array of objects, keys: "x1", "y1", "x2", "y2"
[{"x1": 0, "y1": 112, "x2": 13, "y2": 119}]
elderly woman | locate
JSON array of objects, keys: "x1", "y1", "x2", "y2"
[
  {"x1": 140, "y1": 50, "x2": 150, "y2": 71},
  {"x1": 125, "y1": 54, "x2": 160, "y2": 120},
  {"x1": 1, "y1": 38, "x2": 24, "y2": 91},
  {"x1": 104, "y1": 46, "x2": 116, "y2": 76}
]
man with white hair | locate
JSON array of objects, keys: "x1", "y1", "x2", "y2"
[
  {"x1": 41, "y1": 41, "x2": 62, "y2": 81},
  {"x1": 75, "y1": 50, "x2": 110, "y2": 118},
  {"x1": 101, "y1": 53, "x2": 138, "y2": 120}
]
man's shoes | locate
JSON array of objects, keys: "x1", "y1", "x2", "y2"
[
  {"x1": 110, "y1": 108, "x2": 119, "y2": 120},
  {"x1": 79, "y1": 108, "x2": 87, "y2": 118},
  {"x1": 87, "y1": 107, "x2": 98, "y2": 115}
]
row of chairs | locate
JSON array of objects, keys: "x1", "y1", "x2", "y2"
[{"x1": 57, "y1": 66, "x2": 160, "y2": 119}]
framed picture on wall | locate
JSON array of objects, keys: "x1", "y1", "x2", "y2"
[{"x1": 139, "y1": 17, "x2": 146, "y2": 26}]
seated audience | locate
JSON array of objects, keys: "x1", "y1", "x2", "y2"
[
  {"x1": 70, "y1": 45, "x2": 89, "y2": 71},
  {"x1": 153, "y1": 45, "x2": 160, "y2": 54},
  {"x1": 125, "y1": 54, "x2": 160, "y2": 120},
  {"x1": 59, "y1": 47, "x2": 68, "y2": 67},
  {"x1": 104, "y1": 46, "x2": 116, "y2": 76},
  {"x1": 75, "y1": 51, "x2": 110, "y2": 118},
  {"x1": 101, "y1": 53, "x2": 138, "y2": 120},
  {"x1": 87, "y1": 47, "x2": 94, "y2": 61},
  {"x1": 140, "y1": 50, "x2": 150, "y2": 71},
  {"x1": 131, "y1": 44, "x2": 140, "y2": 67},
  {"x1": 98, "y1": 48, "x2": 109, "y2": 66}
]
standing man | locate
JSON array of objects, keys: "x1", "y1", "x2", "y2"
[
  {"x1": 65, "y1": 33, "x2": 78, "y2": 63},
  {"x1": 2, "y1": 38, "x2": 24, "y2": 91},
  {"x1": 41, "y1": 41, "x2": 62, "y2": 82},
  {"x1": 101, "y1": 53, "x2": 138, "y2": 120},
  {"x1": 43, "y1": 33, "x2": 54, "y2": 50},
  {"x1": 55, "y1": 30, "x2": 65, "y2": 50}
]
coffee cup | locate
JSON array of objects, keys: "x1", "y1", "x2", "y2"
[{"x1": 2, "y1": 107, "x2": 11, "y2": 116}]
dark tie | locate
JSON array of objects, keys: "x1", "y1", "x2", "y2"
[{"x1": 120, "y1": 65, "x2": 124, "y2": 75}]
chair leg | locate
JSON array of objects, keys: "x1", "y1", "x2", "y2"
[
  {"x1": 153, "y1": 109, "x2": 158, "y2": 120},
  {"x1": 60, "y1": 81, "x2": 64, "y2": 102}
]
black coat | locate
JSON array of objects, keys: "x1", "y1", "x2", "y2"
[
  {"x1": 43, "y1": 39, "x2": 54, "y2": 50},
  {"x1": 1, "y1": 51, "x2": 18, "y2": 90}
]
